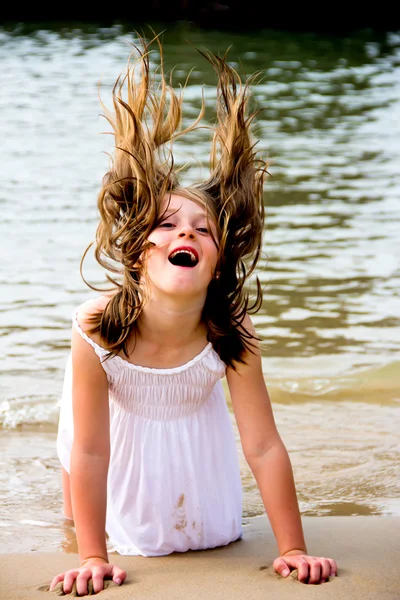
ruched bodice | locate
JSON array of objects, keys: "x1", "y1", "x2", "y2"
[
  {"x1": 73, "y1": 314, "x2": 226, "y2": 420},
  {"x1": 57, "y1": 310, "x2": 243, "y2": 556}
]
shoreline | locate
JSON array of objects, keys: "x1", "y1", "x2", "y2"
[{"x1": 1, "y1": 516, "x2": 399, "y2": 599}]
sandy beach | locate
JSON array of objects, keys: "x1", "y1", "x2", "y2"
[{"x1": 1, "y1": 516, "x2": 399, "y2": 600}]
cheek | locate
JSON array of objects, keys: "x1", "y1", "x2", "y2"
[
  {"x1": 141, "y1": 243, "x2": 162, "y2": 273},
  {"x1": 146, "y1": 248, "x2": 163, "y2": 269},
  {"x1": 147, "y1": 230, "x2": 170, "y2": 250},
  {"x1": 144, "y1": 232, "x2": 167, "y2": 259},
  {"x1": 206, "y1": 241, "x2": 219, "y2": 266},
  {"x1": 146, "y1": 231, "x2": 158, "y2": 246}
]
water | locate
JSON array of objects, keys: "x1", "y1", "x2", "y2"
[{"x1": 0, "y1": 22, "x2": 399, "y2": 553}]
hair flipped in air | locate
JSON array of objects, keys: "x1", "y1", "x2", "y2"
[{"x1": 83, "y1": 34, "x2": 268, "y2": 369}]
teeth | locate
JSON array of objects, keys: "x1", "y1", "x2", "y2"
[{"x1": 170, "y1": 250, "x2": 197, "y2": 263}]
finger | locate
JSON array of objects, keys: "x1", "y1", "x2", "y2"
[
  {"x1": 308, "y1": 559, "x2": 321, "y2": 584},
  {"x1": 294, "y1": 558, "x2": 309, "y2": 583},
  {"x1": 111, "y1": 565, "x2": 127, "y2": 585},
  {"x1": 319, "y1": 558, "x2": 331, "y2": 581},
  {"x1": 76, "y1": 568, "x2": 92, "y2": 597},
  {"x1": 91, "y1": 568, "x2": 106, "y2": 594},
  {"x1": 273, "y1": 557, "x2": 291, "y2": 578},
  {"x1": 62, "y1": 570, "x2": 80, "y2": 595},
  {"x1": 328, "y1": 558, "x2": 338, "y2": 577},
  {"x1": 49, "y1": 573, "x2": 64, "y2": 591}
]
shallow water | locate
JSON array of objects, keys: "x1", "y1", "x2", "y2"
[{"x1": 0, "y1": 22, "x2": 399, "y2": 553}]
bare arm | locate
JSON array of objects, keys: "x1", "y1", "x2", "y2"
[
  {"x1": 70, "y1": 322, "x2": 110, "y2": 563},
  {"x1": 51, "y1": 300, "x2": 126, "y2": 595},
  {"x1": 226, "y1": 315, "x2": 337, "y2": 583},
  {"x1": 226, "y1": 316, "x2": 306, "y2": 556}
]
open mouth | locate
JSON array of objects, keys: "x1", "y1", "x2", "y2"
[{"x1": 168, "y1": 247, "x2": 199, "y2": 268}]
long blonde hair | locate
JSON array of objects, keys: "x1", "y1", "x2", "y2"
[{"x1": 83, "y1": 34, "x2": 268, "y2": 368}]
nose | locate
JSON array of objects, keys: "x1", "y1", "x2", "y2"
[{"x1": 178, "y1": 226, "x2": 195, "y2": 240}]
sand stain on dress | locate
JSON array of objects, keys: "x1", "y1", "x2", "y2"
[
  {"x1": 173, "y1": 494, "x2": 188, "y2": 531},
  {"x1": 172, "y1": 494, "x2": 203, "y2": 542}
]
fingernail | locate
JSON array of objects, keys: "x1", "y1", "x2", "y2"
[
  {"x1": 282, "y1": 569, "x2": 290, "y2": 577},
  {"x1": 115, "y1": 578, "x2": 122, "y2": 585}
]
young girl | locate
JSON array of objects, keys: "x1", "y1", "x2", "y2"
[{"x1": 51, "y1": 36, "x2": 337, "y2": 595}]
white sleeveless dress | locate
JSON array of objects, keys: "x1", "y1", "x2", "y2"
[{"x1": 57, "y1": 313, "x2": 243, "y2": 556}]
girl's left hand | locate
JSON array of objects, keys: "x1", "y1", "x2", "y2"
[{"x1": 273, "y1": 550, "x2": 337, "y2": 584}]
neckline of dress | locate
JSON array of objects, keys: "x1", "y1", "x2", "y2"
[
  {"x1": 111, "y1": 342, "x2": 213, "y2": 373},
  {"x1": 73, "y1": 312, "x2": 214, "y2": 374}
]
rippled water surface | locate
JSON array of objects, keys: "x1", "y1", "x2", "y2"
[{"x1": 0, "y1": 23, "x2": 399, "y2": 552}]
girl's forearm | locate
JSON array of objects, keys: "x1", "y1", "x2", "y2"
[
  {"x1": 70, "y1": 448, "x2": 109, "y2": 563},
  {"x1": 248, "y1": 442, "x2": 307, "y2": 556}
]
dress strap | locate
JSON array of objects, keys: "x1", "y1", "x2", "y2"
[{"x1": 72, "y1": 311, "x2": 109, "y2": 359}]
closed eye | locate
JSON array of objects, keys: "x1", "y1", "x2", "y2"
[
  {"x1": 159, "y1": 222, "x2": 175, "y2": 228},
  {"x1": 196, "y1": 227, "x2": 209, "y2": 233}
]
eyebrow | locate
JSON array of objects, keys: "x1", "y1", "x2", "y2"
[{"x1": 163, "y1": 209, "x2": 208, "y2": 220}]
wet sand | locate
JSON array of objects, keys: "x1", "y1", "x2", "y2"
[{"x1": 1, "y1": 516, "x2": 399, "y2": 599}]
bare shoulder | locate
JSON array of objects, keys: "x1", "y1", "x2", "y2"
[
  {"x1": 75, "y1": 294, "x2": 114, "y2": 333},
  {"x1": 237, "y1": 313, "x2": 262, "y2": 361},
  {"x1": 224, "y1": 314, "x2": 262, "y2": 385},
  {"x1": 240, "y1": 313, "x2": 257, "y2": 337},
  {"x1": 71, "y1": 295, "x2": 113, "y2": 374}
]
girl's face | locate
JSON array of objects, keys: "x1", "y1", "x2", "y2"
[{"x1": 145, "y1": 194, "x2": 219, "y2": 301}]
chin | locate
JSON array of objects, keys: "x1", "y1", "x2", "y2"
[
  {"x1": 158, "y1": 279, "x2": 210, "y2": 298},
  {"x1": 148, "y1": 269, "x2": 212, "y2": 298},
  {"x1": 168, "y1": 284, "x2": 205, "y2": 297}
]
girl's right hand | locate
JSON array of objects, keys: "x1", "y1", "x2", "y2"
[{"x1": 49, "y1": 557, "x2": 127, "y2": 595}]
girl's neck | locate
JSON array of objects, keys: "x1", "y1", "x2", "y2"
[{"x1": 137, "y1": 293, "x2": 206, "y2": 348}]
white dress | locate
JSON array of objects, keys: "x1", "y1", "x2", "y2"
[{"x1": 57, "y1": 312, "x2": 243, "y2": 557}]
